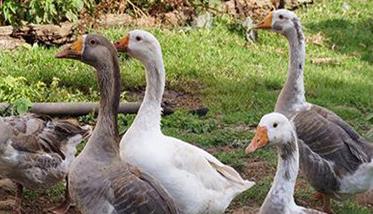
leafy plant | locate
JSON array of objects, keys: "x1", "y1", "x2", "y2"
[
  {"x1": 0, "y1": 0, "x2": 94, "y2": 26},
  {"x1": 12, "y1": 97, "x2": 32, "y2": 115}
]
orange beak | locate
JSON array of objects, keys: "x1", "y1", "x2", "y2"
[
  {"x1": 55, "y1": 37, "x2": 84, "y2": 59},
  {"x1": 114, "y1": 35, "x2": 129, "y2": 52},
  {"x1": 245, "y1": 126, "x2": 269, "y2": 154},
  {"x1": 255, "y1": 12, "x2": 273, "y2": 29}
]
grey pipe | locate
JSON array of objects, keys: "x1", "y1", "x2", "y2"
[{"x1": 0, "y1": 102, "x2": 170, "y2": 117}]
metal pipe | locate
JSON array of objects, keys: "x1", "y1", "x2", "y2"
[{"x1": 0, "y1": 102, "x2": 147, "y2": 117}]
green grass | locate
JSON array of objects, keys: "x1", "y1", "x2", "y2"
[{"x1": 0, "y1": 0, "x2": 372, "y2": 212}]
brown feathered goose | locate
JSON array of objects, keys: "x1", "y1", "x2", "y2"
[
  {"x1": 255, "y1": 9, "x2": 373, "y2": 213},
  {"x1": 56, "y1": 34, "x2": 178, "y2": 214},
  {"x1": 0, "y1": 113, "x2": 90, "y2": 214},
  {"x1": 246, "y1": 112, "x2": 325, "y2": 214}
]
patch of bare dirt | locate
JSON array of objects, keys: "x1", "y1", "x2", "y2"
[
  {"x1": 0, "y1": 178, "x2": 80, "y2": 214},
  {"x1": 355, "y1": 191, "x2": 373, "y2": 209},
  {"x1": 126, "y1": 89, "x2": 204, "y2": 111}
]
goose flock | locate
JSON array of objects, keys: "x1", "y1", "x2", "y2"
[{"x1": 0, "y1": 9, "x2": 371, "y2": 214}]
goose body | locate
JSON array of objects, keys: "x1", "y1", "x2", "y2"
[
  {"x1": 115, "y1": 30, "x2": 254, "y2": 214},
  {"x1": 256, "y1": 9, "x2": 373, "y2": 212},
  {"x1": 56, "y1": 35, "x2": 177, "y2": 214},
  {"x1": 246, "y1": 112, "x2": 325, "y2": 214},
  {"x1": 0, "y1": 113, "x2": 90, "y2": 213}
]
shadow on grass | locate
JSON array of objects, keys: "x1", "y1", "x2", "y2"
[{"x1": 306, "y1": 18, "x2": 373, "y2": 64}]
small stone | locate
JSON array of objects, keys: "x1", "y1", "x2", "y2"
[
  {"x1": 0, "y1": 36, "x2": 26, "y2": 50},
  {"x1": 193, "y1": 12, "x2": 213, "y2": 29},
  {"x1": 342, "y1": 2, "x2": 351, "y2": 12},
  {"x1": 242, "y1": 17, "x2": 258, "y2": 43}
]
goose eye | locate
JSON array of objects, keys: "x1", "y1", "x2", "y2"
[
  {"x1": 89, "y1": 39, "x2": 96, "y2": 45},
  {"x1": 273, "y1": 123, "x2": 278, "y2": 128},
  {"x1": 279, "y1": 15, "x2": 284, "y2": 19},
  {"x1": 136, "y1": 36, "x2": 142, "y2": 41}
]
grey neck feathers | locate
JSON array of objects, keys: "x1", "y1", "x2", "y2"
[
  {"x1": 85, "y1": 53, "x2": 121, "y2": 157},
  {"x1": 261, "y1": 134, "x2": 299, "y2": 212},
  {"x1": 132, "y1": 53, "x2": 165, "y2": 131},
  {"x1": 275, "y1": 19, "x2": 306, "y2": 116}
]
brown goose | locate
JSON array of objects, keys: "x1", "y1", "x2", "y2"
[
  {"x1": 0, "y1": 113, "x2": 90, "y2": 214},
  {"x1": 246, "y1": 112, "x2": 325, "y2": 214},
  {"x1": 56, "y1": 34, "x2": 178, "y2": 214},
  {"x1": 255, "y1": 9, "x2": 373, "y2": 213}
]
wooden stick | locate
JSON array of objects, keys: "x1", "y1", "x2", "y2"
[{"x1": 0, "y1": 102, "x2": 173, "y2": 117}]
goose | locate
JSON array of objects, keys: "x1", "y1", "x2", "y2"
[
  {"x1": 245, "y1": 112, "x2": 325, "y2": 214},
  {"x1": 114, "y1": 30, "x2": 255, "y2": 214},
  {"x1": 255, "y1": 9, "x2": 373, "y2": 213},
  {"x1": 55, "y1": 34, "x2": 178, "y2": 214},
  {"x1": 0, "y1": 113, "x2": 90, "y2": 214}
]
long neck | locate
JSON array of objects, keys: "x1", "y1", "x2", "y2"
[
  {"x1": 275, "y1": 24, "x2": 307, "y2": 115},
  {"x1": 262, "y1": 134, "x2": 299, "y2": 211},
  {"x1": 85, "y1": 54, "x2": 121, "y2": 158},
  {"x1": 132, "y1": 52, "x2": 165, "y2": 132}
]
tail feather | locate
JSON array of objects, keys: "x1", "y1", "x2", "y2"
[{"x1": 207, "y1": 159, "x2": 255, "y2": 190}]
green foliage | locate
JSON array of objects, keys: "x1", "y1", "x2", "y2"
[
  {"x1": 0, "y1": 76, "x2": 44, "y2": 102},
  {"x1": 13, "y1": 97, "x2": 32, "y2": 115},
  {"x1": 0, "y1": 0, "x2": 93, "y2": 26},
  {"x1": 0, "y1": 75, "x2": 95, "y2": 103}
]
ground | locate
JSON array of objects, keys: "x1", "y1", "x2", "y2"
[{"x1": 0, "y1": 0, "x2": 372, "y2": 213}]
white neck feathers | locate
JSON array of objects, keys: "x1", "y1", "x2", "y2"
[
  {"x1": 131, "y1": 52, "x2": 165, "y2": 132},
  {"x1": 261, "y1": 134, "x2": 299, "y2": 212}
]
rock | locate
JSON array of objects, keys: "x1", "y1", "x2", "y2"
[
  {"x1": 342, "y1": 2, "x2": 351, "y2": 12},
  {"x1": 10, "y1": 22, "x2": 76, "y2": 46},
  {"x1": 163, "y1": 11, "x2": 181, "y2": 26},
  {"x1": 135, "y1": 16, "x2": 158, "y2": 27},
  {"x1": 193, "y1": 12, "x2": 213, "y2": 28},
  {"x1": 242, "y1": 16, "x2": 258, "y2": 42},
  {"x1": 224, "y1": 0, "x2": 238, "y2": 17},
  {"x1": 0, "y1": 26, "x2": 13, "y2": 36},
  {"x1": 0, "y1": 36, "x2": 26, "y2": 50},
  {"x1": 31, "y1": 22, "x2": 75, "y2": 45},
  {"x1": 283, "y1": 0, "x2": 314, "y2": 9},
  {"x1": 99, "y1": 14, "x2": 133, "y2": 27}
]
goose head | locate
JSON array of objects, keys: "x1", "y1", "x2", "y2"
[
  {"x1": 245, "y1": 112, "x2": 295, "y2": 153},
  {"x1": 255, "y1": 9, "x2": 301, "y2": 36},
  {"x1": 56, "y1": 34, "x2": 117, "y2": 69},
  {"x1": 114, "y1": 30, "x2": 162, "y2": 63}
]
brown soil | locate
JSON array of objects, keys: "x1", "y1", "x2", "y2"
[{"x1": 126, "y1": 89, "x2": 204, "y2": 111}]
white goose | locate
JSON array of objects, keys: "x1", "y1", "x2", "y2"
[
  {"x1": 114, "y1": 30, "x2": 254, "y2": 214},
  {"x1": 246, "y1": 112, "x2": 325, "y2": 214}
]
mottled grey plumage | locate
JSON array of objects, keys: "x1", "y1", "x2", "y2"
[
  {"x1": 59, "y1": 34, "x2": 178, "y2": 214},
  {"x1": 292, "y1": 105, "x2": 373, "y2": 199},
  {"x1": 0, "y1": 113, "x2": 89, "y2": 190},
  {"x1": 264, "y1": 10, "x2": 373, "y2": 202}
]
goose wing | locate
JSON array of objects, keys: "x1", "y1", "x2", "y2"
[
  {"x1": 4, "y1": 114, "x2": 90, "y2": 159},
  {"x1": 297, "y1": 139, "x2": 340, "y2": 196},
  {"x1": 110, "y1": 164, "x2": 178, "y2": 214},
  {"x1": 293, "y1": 105, "x2": 371, "y2": 176}
]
